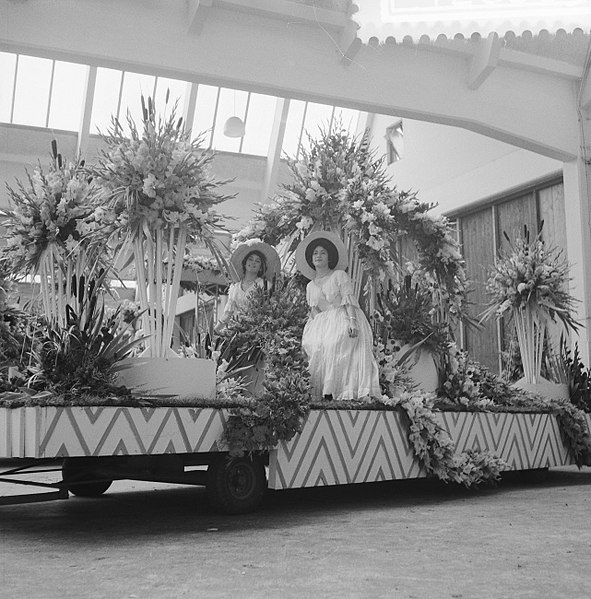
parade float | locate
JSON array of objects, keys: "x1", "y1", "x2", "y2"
[{"x1": 1, "y1": 107, "x2": 590, "y2": 513}]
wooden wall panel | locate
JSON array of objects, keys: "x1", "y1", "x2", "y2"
[
  {"x1": 460, "y1": 208, "x2": 498, "y2": 371},
  {"x1": 496, "y1": 192, "x2": 538, "y2": 252},
  {"x1": 538, "y1": 183, "x2": 567, "y2": 255}
]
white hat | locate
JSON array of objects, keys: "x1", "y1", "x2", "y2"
[
  {"x1": 295, "y1": 230, "x2": 348, "y2": 280},
  {"x1": 229, "y1": 240, "x2": 281, "y2": 283}
]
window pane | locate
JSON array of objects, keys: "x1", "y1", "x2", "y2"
[
  {"x1": 91, "y1": 67, "x2": 123, "y2": 134},
  {"x1": 154, "y1": 76, "x2": 189, "y2": 121},
  {"x1": 192, "y1": 84, "x2": 218, "y2": 146},
  {"x1": 119, "y1": 72, "x2": 156, "y2": 134},
  {"x1": 12, "y1": 55, "x2": 52, "y2": 127},
  {"x1": 0, "y1": 52, "x2": 17, "y2": 122},
  {"x1": 282, "y1": 99, "x2": 306, "y2": 159},
  {"x1": 47, "y1": 61, "x2": 87, "y2": 131},
  {"x1": 301, "y1": 101, "x2": 333, "y2": 150},
  {"x1": 241, "y1": 93, "x2": 276, "y2": 156},
  {"x1": 211, "y1": 87, "x2": 248, "y2": 153}
]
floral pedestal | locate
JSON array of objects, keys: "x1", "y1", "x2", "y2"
[
  {"x1": 396, "y1": 344, "x2": 439, "y2": 393},
  {"x1": 115, "y1": 357, "x2": 216, "y2": 402}
]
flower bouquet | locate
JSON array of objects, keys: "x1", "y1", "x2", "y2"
[
  {"x1": 0, "y1": 142, "x2": 107, "y2": 327},
  {"x1": 91, "y1": 95, "x2": 232, "y2": 358},
  {"x1": 481, "y1": 226, "x2": 580, "y2": 387}
]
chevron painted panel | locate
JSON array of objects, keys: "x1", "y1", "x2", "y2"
[
  {"x1": 0, "y1": 406, "x2": 228, "y2": 458},
  {"x1": 268, "y1": 409, "x2": 425, "y2": 490},
  {"x1": 436, "y1": 412, "x2": 573, "y2": 469}
]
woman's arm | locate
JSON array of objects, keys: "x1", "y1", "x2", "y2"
[{"x1": 336, "y1": 271, "x2": 359, "y2": 338}]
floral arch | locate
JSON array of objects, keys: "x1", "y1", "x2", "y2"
[{"x1": 235, "y1": 126, "x2": 468, "y2": 325}]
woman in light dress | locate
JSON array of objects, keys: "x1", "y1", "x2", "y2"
[
  {"x1": 215, "y1": 241, "x2": 280, "y2": 332},
  {"x1": 296, "y1": 231, "x2": 381, "y2": 401}
]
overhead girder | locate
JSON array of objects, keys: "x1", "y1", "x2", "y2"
[{"x1": 0, "y1": 0, "x2": 584, "y2": 160}]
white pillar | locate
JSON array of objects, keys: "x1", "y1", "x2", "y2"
[{"x1": 563, "y1": 153, "x2": 591, "y2": 364}]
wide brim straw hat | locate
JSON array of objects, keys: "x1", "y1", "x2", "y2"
[
  {"x1": 229, "y1": 240, "x2": 281, "y2": 283},
  {"x1": 295, "y1": 230, "x2": 348, "y2": 280}
]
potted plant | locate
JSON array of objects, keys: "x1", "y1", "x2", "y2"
[
  {"x1": 375, "y1": 275, "x2": 450, "y2": 392},
  {"x1": 481, "y1": 226, "x2": 580, "y2": 398}
]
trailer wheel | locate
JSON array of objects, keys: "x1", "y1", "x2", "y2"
[
  {"x1": 206, "y1": 454, "x2": 266, "y2": 514},
  {"x1": 62, "y1": 458, "x2": 113, "y2": 497}
]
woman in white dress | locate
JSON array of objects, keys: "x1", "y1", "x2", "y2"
[
  {"x1": 296, "y1": 231, "x2": 381, "y2": 401},
  {"x1": 215, "y1": 240, "x2": 280, "y2": 332}
]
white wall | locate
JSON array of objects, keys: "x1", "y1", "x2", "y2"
[{"x1": 369, "y1": 115, "x2": 563, "y2": 215}]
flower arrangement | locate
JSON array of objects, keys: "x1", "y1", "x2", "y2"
[
  {"x1": 0, "y1": 142, "x2": 107, "y2": 326},
  {"x1": 235, "y1": 125, "x2": 467, "y2": 324},
  {"x1": 375, "y1": 275, "x2": 450, "y2": 355},
  {"x1": 90, "y1": 95, "x2": 232, "y2": 358},
  {"x1": 437, "y1": 344, "x2": 512, "y2": 409},
  {"x1": 481, "y1": 226, "x2": 580, "y2": 385}
]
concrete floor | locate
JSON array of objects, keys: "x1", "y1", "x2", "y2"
[{"x1": 0, "y1": 465, "x2": 590, "y2": 599}]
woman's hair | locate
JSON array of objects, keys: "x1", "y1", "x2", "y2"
[
  {"x1": 305, "y1": 239, "x2": 339, "y2": 270},
  {"x1": 241, "y1": 250, "x2": 267, "y2": 278}
]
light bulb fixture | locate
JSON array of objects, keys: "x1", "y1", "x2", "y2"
[{"x1": 223, "y1": 115, "x2": 246, "y2": 138}]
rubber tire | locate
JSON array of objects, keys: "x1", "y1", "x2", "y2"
[
  {"x1": 62, "y1": 458, "x2": 113, "y2": 497},
  {"x1": 206, "y1": 454, "x2": 266, "y2": 514}
]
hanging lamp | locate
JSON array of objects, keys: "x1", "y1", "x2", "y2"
[{"x1": 223, "y1": 115, "x2": 246, "y2": 137}]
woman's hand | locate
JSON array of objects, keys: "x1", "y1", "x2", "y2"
[{"x1": 348, "y1": 317, "x2": 358, "y2": 338}]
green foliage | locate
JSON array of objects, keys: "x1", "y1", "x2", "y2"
[
  {"x1": 438, "y1": 346, "x2": 515, "y2": 408},
  {"x1": 27, "y1": 270, "x2": 143, "y2": 397},
  {"x1": 375, "y1": 275, "x2": 451, "y2": 355},
  {"x1": 221, "y1": 277, "x2": 312, "y2": 455},
  {"x1": 560, "y1": 341, "x2": 591, "y2": 412},
  {"x1": 0, "y1": 275, "x2": 26, "y2": 365}
]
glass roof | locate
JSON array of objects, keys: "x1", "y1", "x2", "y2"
[{"x1": 0, "y1": 51, "x2": 362, "y2": 159}]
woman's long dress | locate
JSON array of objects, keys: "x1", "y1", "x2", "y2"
[
  {"x1": 222, "y1": 277, "x2": 264, "y2": 320},
  {"x1": 302, "y1": 269, "x2": 381, "y2": 401},
  {"x1": 221, "y1": 277, "x2": 265, "y2": 394}
]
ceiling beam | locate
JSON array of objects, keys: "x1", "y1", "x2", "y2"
[
  {"x1": 468, "y1": 32, "x2": 501, "y2": 90},
  {"x1": 215, "y1": 0, "x2": 348, "y2": 29},
  {"x1": 187, "y1": 0, "x2": 213, "y2": 35},
  {"x1": 261, "y1": 97, "x2": 289, "y2": 202},
  {"x1": 0, "y1": 0, "x2": 581, "y2": 161}
]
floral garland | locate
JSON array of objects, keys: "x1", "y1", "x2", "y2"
[
  {"x1": 235, "y1": 127, "x2": 467, "y2": 321},
  {"x1": 183, "y1": 254, "x2": 223, "y2": 275},
  {"x1": 379, "y1": 392, "x2": 507, "y2": 487}
]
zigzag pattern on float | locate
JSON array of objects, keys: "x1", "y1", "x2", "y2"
[
  {"x1": 437, "y1": 411, "x2": 572, "y2": 469},
  {"x1": 268, "y1": 409, "x2": 580, "y2": 490},
  {"x1": 268, "y1": 410, "x2": 424, "y2": 490},
  {"x1": 29, "y1": 407, "x2": 228, "y2": 458}
]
